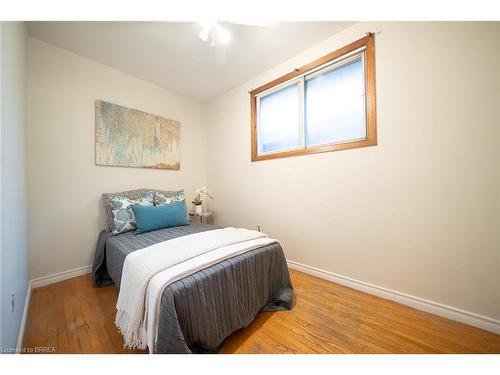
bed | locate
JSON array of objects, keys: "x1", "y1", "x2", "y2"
[{"x1": 92, "y1": 222, "x2": 293, "y2": 353}]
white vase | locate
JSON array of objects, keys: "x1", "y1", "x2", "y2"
[{"x1": 195, "y1": 204, "x2": 203, "y2": 215}]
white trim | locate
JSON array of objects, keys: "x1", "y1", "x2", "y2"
[
  {"x1": 287, "y1": 260, "x2": 500, "y2": 335},
  {"x1": 31, "y1": 264, "x2": 92, "y2": 289},
  {"x1": 298, "y1": 76, "x2": 305, "y2": 149},
  {"x1": 15, "y1": 265, "x2": 92, "y2": 353},
  {"x1": 304, "y1": 49, "x2": 364, "y2": 80},
  {"x1": 255, "y1": 74, "x2": 301, "y2": 98},
  {"x1": 15, "y1": 280, "x2": 32, "y2": 353}
]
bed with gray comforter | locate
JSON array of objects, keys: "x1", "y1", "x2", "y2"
[{"x1": 92, "y1": 222, "x2": 293, "y2": 354}]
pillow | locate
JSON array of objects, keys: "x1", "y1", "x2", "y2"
[
  {"x1": 102, "y1": 188, "x2": 148, "y2": 232},
  {"x1": 110, "y1": 191, "x2": 154, "y2": 234},
  {"x1": 154, "y1": 190, "x2": 185, "y2": 206},
  {"x1": 132, "y1": 201, "x2": 188, "y2": 234}
]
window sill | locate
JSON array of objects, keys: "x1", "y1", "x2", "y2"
[{"x1": 251, "y1": 137, "x2": 377, "y2": 162}]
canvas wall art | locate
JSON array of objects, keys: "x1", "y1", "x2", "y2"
[{"x1": 95, "y1": 100, "x2": 180, "y2": 170}]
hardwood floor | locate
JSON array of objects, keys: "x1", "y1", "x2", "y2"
[{"x1": 23, "y1": 269, "x2": 500, "y2": 354}]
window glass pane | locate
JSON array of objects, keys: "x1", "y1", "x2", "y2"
[
  {"x1": 305, "y1": 58, "x2": 365, "y2": 146},
  {"x1": 258, "y1": 83, "x2": 300, "y2": 154}
]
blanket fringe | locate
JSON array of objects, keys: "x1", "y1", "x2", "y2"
[{"x1": 115, "y1": 309, "x2": 148, "y2": 350}]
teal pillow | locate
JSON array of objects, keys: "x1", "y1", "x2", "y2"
[{"x1": 131, "y1": 201, "x2": 188, "y2": 234}]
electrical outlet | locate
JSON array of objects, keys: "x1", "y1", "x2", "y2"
[
  {"x1": 11, "y1": 291, "x2": 15, "y2": 313},
  {"x1": 257, "y1": 225, "x2": 261, "y2": 232}
]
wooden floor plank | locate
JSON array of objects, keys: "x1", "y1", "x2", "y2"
[{"x1": 22, "y1": 269, "x2": 500, "y2": 354}]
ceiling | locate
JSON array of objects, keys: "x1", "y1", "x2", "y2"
[{"x1": 28, "y1": 22, "x2": 354, "y2": 102}]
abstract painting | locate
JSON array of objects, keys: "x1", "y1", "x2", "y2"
[{"x1": 95, "y1": 100, "x2": 180, "y2": 170}]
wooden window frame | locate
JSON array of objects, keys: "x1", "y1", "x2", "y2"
[{"x1": 250, "y1": 34, "x2": 377, "y2": 162}]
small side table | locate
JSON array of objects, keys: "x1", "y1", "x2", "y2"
[{"x1": 189, "y1": 211, "x2": 213, "y2": 224}]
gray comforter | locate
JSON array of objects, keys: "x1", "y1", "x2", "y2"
[{"x1": 92, "y1": 223, "x2": 293, "y2": 353}]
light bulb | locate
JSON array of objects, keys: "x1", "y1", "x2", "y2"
[
  {"x1": 216, "y1": 24, "x2": 231, "y2": 45},
  {"x1": 198, "y1": 29, "x2": 209, "y2": 42},
  {"x1": 198, "y1": 21, "x2": 230, "y2": 46}
]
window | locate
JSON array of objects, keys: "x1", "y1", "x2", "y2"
[
  {"x1": 250, "y1": 34, "x2": 377, "y2": 161},
  {"x1": 258, "y1": 82, "x2": 301, "y2": 154}
]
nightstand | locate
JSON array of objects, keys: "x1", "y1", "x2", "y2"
[{"x1": 189, "y1": 211, "x2": 213, "y2": 224}]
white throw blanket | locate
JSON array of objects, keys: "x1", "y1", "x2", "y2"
[
  {"x1": 145, "y1": 236, "x2": 277, "y2": 352},
  {"x1": 115, "y1": 227, "x2": 270, "y2": 349}
]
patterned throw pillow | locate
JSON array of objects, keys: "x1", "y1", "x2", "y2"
[
  {"x1": 110, "y1": 191, "x2": 154, "y2": 234},
  {"x1": 155, "y1": 190, "x2": 185, "y2": 206},
  {"x1": 102, "y1": 188, "x2": 147, "y2": 232}
]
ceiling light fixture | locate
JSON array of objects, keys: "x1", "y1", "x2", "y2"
[{"x1": 198, "y1": 21, "x2": 231, "y2": 47}]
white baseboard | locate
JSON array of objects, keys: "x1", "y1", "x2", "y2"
[
  {"x1": 31, "y1": 264, "x2": 92, "y2": 289},
  {"x1": 287, "y1": 260, "x2": 500, "y2": 335},
  {"x1": 15, "y1": 265, "x2": 92, "y2": 353},
  {"x1": 15, "y1": 280, "x2": 32, "y2": 353}
]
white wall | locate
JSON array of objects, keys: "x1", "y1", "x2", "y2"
[
  {"x1": 27, "y1": 37, "x2": 208, "y2": 280},
  {"x1": 206, "y1": 22, "x2": 500, "y2": 320},
  {"x1": 0, "y1": 22, "x2": 28, "y2": 351}
]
